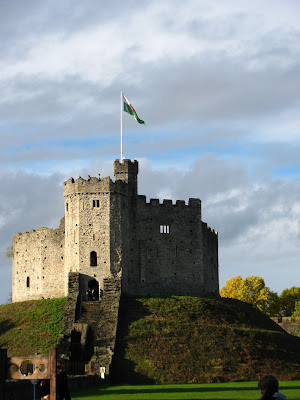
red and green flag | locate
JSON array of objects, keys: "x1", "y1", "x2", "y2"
[{"x1": 123, "y1": 94, "x2": 145, "y2": 125}]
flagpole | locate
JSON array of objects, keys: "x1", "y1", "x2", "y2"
[{"x1": 120, "y1": 91, "x2": 123, "y2": 161}]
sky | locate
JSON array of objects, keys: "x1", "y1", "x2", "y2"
[{"x1": 0, "y1": 0, "x2": 299, "y2": 305}]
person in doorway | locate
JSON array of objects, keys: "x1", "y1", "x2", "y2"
[
  {"x1": 258, "y1": 374, "x2": 287, "y2": 400},
  {"x1": 56, "y1": 359, "x2": 71, "y2": 400},
  {"x1": 86, "y1": 287, "x2": 93, "y2": 301},
  {"x1": 39, "y1": 379, "x2": 50, "y2": 400}
]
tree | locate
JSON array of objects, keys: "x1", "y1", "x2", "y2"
[
  {"x1": 6, "y1": 246, "x2": 12, "y2": 258},
  {"x1": 220, "y1": 275, "x2": 279, "y2": 316},
  {"x1": 278, "y1": 287, "x2": 300, "y2": 317},
  {"x1": 292, "y1": 301, "x2": 300, "y2": 319}
]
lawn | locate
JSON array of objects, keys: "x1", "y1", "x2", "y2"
[{"x1": 71, "y1": 381, "x2": 300, "y2": 400}]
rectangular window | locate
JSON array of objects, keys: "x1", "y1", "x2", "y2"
[
  {"x1": 93, "y1": 200, "x2": 100, "y2": 208},
  {"x1": 160, "y1": 225, "x2": 170, "y2": 234}
]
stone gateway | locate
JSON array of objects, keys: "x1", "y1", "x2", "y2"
[{"x1": 12, "y1": 159, "x2": 219, "y2": 302}]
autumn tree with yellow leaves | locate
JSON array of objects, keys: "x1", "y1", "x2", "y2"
[{"x1": 220, "y1": 275, "x2": 279, "y2": 316}]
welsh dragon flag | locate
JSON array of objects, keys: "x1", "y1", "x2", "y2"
[{"x1": 123, "y1": 94, "x2": 145, "y2": 125}]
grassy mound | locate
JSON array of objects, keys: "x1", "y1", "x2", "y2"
[
  {"x1": 0, "y1": 298, "x2": 66, "y2": 356},
  {"x1": 113, "y1": 296, "x2": 300, "y2": 384}
]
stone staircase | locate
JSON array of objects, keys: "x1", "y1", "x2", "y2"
[
  {"x1": 58, "y1": 275, "x2": 121, "y2": 380},
  {"x1": 77, "y1": 301, "x2": 101, "y2": 330},
  {"x1": 86, "y1": 277, "x2": 121, "y2": 378},
  {"x1": 73, "y1": 301, "x2": 102, "y2": 362}
]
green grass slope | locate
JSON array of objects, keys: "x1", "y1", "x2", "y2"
[
  {"x1": 113, "y1": 296, "x2": 300, "y2": 384},
  {"x1": 0, "y1": 298, "x2": 66, "y2": 356},
  {"x1": 72, "y1": 382, "x2": 300, "y2": 400}
]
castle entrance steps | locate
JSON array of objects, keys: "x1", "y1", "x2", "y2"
[
  {"x1": 85, "y1": 276, "x2": 121, "y2": 379},
  {"x1": 77, "y1": 301, "x2": 101, "y2": 325},
  {"x1": 72, "y1": 301, "x2": 102, "y2": 363},
  {"x1": 56, "y1": 273, "x2": 121, "y2": 380}
]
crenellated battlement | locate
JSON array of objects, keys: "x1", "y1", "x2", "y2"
[
  {"x1": 63, "y1": 175, "x2": 130, "y2": 197},
  {"x1": 202, "y1": 222, "x2": 218, "y2": 236},
  {"x1": 137, "y1": 195, "x2": 201, "y2": 209},
  {"x1": 207, "y1": 226, "x2": 218, "y2": 235},
  {"x1": 63, "y1": 176, "x2": 111, "y2": 196},
  {"x1": 114, "y1": 159, "x2": 138, "y2": 175}
]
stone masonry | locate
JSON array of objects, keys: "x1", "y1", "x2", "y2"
[{"x1": 12, "y1": 158, "x2": 219, "y2": 302}]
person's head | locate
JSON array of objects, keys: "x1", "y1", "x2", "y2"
[{"x1": 258, "y1": 374, "x2": 279, "y2": 397}]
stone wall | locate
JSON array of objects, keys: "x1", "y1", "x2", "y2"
[
  {"x1": 124, "y1": 195, "x2": 219, "y2": 297},
  {"x1": 12, "y1": 218, "x2": 65, "y2": 302}
]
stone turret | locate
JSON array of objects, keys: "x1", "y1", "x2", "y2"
[{"x1": 114, "y1": 159, "x2": 138, "y2": 197}]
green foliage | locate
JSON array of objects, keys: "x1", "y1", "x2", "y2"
[
  {"x1": 6, "y1": 246, "x2": 12, "y2": 258},
  {"x1": 113, "y1": 296, "x2": 300, "y2": 384},
  {"x1": 220, "y1": 276, "x2": 279, "y2": 316},
  {"x1": 279, "y1": 287, "x2": 300, "y2": 317},
  {"x1": 71, "y1": 381, "x2": 300, "y2": 400},
  {"x1": 0, "y1": 298, "x2": 66, "y2": 356},
  {"x1": 292, "y1": 301, "x2": 300, "y2": 319}
]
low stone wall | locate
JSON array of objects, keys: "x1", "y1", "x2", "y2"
[{"x1": 271, "y1": 317, "x2": 300, "y2": 337}]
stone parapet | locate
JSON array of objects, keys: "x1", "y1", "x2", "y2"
[
  {"x1": 114, "y1": 159, "x2": 138, "y2": 176},
  {"x1": 137, "y1": 195, "x2": 202, "y2": 210}
]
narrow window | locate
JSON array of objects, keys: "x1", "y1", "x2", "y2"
[
  {"x1": 90, "y1": 251, "x2": 97, "y2": 266},
  {"x1": 26, "y1": 277, "x2": 30, "y2": 288},
  {"x1": 160, "y1": 225, "x2": 170, "y2": 234},
  {"x1": 93, "y1": 200, "x2": 100, "y2": 208},
  {"x1": 66, "y1": 203, "x2": 68, "y2": 211},
  {"x1": 93, "y1": 234, "x2": 95, "y2": 241}
]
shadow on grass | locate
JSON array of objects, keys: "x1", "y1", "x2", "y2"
[
  {"x1": 112, "y1": 297, "x2": 154, "y2": 384},
  {"x1": 0, "y1": 319, "x2": 15, "y2": 334},
  {"x1": 280, "y1": 385, "x2": 300, "y2": 390},
  {"x1": 99, "y1": 386, "x2": 259, "y2": 395},
  {"x1": 0, "y1": 319, "x2": 15, "y2": 348}
]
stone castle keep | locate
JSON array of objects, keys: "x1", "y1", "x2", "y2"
[{"x1": 12, "y1": 159, "x2": 219, "y2": 303}]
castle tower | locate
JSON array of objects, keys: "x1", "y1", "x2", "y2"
[
  {"x1": 63, "y1": 176, "x2": 114, "y2": 297},
  {"x1": 62, "y1": 160, "x2": 139, "y2": 298},
  {"x1": 114, "y1": 159, "x2": 138, "y2": 197},
  {"x1": 113, "y1": 159, "x2": 139, "y2": 293}
]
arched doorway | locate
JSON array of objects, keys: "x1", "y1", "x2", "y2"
[{"x1": 88, "y1": 279, "x2": 99, "y2": 301}]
